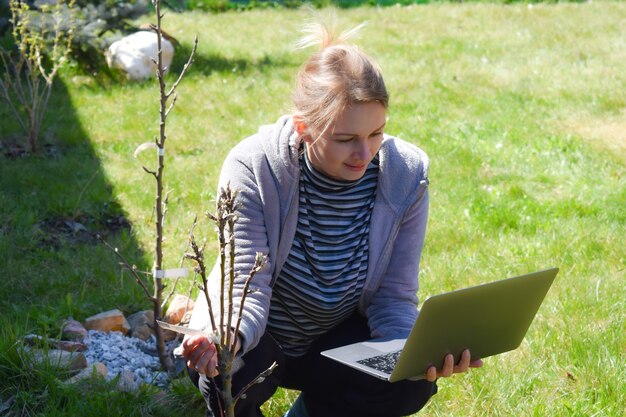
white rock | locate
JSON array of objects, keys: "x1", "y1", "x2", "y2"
[{"x1": 105, "y1": 31, "x2": 175, "y2": 80}]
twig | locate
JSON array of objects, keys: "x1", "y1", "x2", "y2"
[
  {"x1": 186, "y1": 219, "x2": 218, "y2": 334},
  {"x1": 0, "y1": 55, "x2": 28, "y2": 133},
  {"x1": 214, "y1": 209, "x2": 227, "y2": 346},
  {"x1": 165, "y1": 93, "x2": 177, "y2": 117},
  {"x1": 142, "y1": 166, "x2": 157, "y2": 177},
  {"x1": 162, "y1": 215, "x2": 195, "y2": 309},
  {"x1": 97, "y1": 235, "x2": 155, "y2": 302},
  {"x1": 232, "y1": 252, "x2": 266, "y2": 356},
  {"x1": 166, "y1": 35, "x2": 198, "y2": 98},
  {"x1": 226, "y1": 214, "x2": 235, "y2": 351},
  {"x1": 233, "y1": 362, "x2": 279, "y2": 405}
]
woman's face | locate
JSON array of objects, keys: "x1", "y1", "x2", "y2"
[{"x1": 301, "y1": 101, "x2": 387, "y2": 181}]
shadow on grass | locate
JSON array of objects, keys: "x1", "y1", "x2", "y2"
[
  {"x1": 0, "y1": 75, "x2": 209, "y2": 416},
  {"x1": 167, "y1": 0, "x2": 431, "y2": 13},
  {"x1": 319, "y1": 0, "x2": 429, "y2": 8},
  {"x1": 171, "y1": 42, "x2": 294, "y2": 77},
  {"x1": 0, "y1": 77, "x2": 150, "y2": 332}
]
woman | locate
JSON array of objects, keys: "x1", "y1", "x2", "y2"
[{"x1": 182, "y1": 22, "x2": 482, "y2": 417}]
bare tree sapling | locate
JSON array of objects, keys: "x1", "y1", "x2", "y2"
[
  {"x1": 100, "y1": 0, "x2": 198, "y2": 372},
  {"x1": 175, "y1": 185, "x2": 276, "y2": 417}
]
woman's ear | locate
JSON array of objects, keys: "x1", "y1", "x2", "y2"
[{"x1": 293, "y1": 116, "x2": 308, "y2": 137}]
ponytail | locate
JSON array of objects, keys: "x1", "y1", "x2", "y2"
[{"x1": 292, "y1": 20, "x2": 388, "y2": 140}]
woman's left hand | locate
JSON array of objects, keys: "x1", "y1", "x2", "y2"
[{"x1": 425, "y1": 349, "x2": 483, "y2": 382}]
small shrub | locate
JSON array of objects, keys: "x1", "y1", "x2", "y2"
[{"x1": 0, "y1": 0, "x2": 75, "y2": 154}]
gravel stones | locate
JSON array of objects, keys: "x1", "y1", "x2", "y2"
[
  {"x1": 24, "y1": 313, "x2": 186, "y2": 390},
  {"x1": 83, "y1": 330, "x2": 177, "y2": 388}
]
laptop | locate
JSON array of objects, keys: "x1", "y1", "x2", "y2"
[{"x1": 321, "y1": 268, "x2": 558, "y2": 382}]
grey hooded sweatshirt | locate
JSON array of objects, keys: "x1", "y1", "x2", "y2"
[{"x1": 189, "y1": 116, "x2": 430, "y2": 355}]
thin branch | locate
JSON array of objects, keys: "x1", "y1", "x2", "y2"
[
  {"x1": 225, "y1": 219, "x2": 235, "y2": 351},
  {"x1": 13, "y1": 54, "x2": 29, "y2": 109},
  {"x1": 162, "y1": 188, "x2": 172, "y2": 225},
  {"x1": 165, "y1": 93, "x2": 177, "y2": 117},
  {"x1": 232, "y1": 252, "x2": 266, "y2": 356},
  {"x1": 34, "y1": 77, "x2": 54, "y2": 139},
  {"x1": 37, "y1": 49, "x2": 50, "y2": 84},
  {"x1": 98, "y1": 235, "x2": 155, "y2": 301},
  {"x1": 233, "y1": 362, "x2": 278, "y2": 405},
  {"x1": 217, "y1": 215, "x2": 226, "y2": 345},
  {"x1": 162, "y1": 215, "x2": 195, "y2": 309},
  {"x1": 166, "y1": 35, "x2": 198, "y2": 98},
  {"x1": 163, "y1": 189, "x2": 173, "y2": 207},
  {"x1": 187, "y1": 221, "x2": 218, "y2": 334},
  {"x1": 0, "y1": 58, "x2": 28, "y2": 132},
  {"x1": 142, "y1": 166, "x2": 158, "y2": 177},
  {"x1": 0, "y1": 49, "x2": 30, "y2": 131}
]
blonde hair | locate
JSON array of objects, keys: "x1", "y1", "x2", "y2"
[{"x1": 292, "y1": 21, "x2": 388, "y2": 138}]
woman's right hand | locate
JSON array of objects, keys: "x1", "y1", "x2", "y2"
[{"x1": 182, "y1": 335, "x2": 219, "y2": 377}]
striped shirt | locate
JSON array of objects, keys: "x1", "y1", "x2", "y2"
[{"x1": 266, "y1": 147, "x2": 379, "y2": 356}]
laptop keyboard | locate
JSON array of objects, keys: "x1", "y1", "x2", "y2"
[{"x1": 356, "y1": 350, "x2": 401, "y2": 375}]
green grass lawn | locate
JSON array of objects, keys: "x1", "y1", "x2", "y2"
[{"x1": 1, "y1": 1, "x2": 624, "y2": 416}]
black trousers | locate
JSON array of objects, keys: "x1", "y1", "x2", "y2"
[{"x1": 188, "y1": 313, "x2": 437, "y2": 417}]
